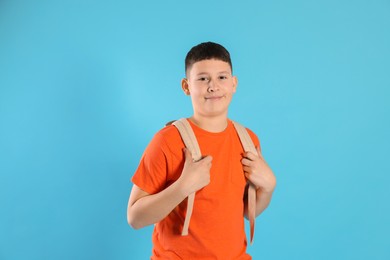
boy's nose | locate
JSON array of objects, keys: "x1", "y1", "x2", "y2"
[{"x1": 207, "y1": 80, "x2": 218, "y2": 92}]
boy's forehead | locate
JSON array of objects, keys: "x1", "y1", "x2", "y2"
[{"x1": 187, "y1": 59, "x2": 232, "y2": 76}]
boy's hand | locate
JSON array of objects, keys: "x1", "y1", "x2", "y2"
[
  {"x1": 178, "y1": 148, "x2": 212, "y2": 195},
  {"x1": 241, "y1": 147, "x2": 276, "y2": 193}
]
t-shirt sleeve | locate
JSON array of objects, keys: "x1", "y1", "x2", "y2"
[
  {"x1": 246, "y1": 128, "x2": 261, "y2": 153},
  {"x1": 131, "y1": 132, "x2": 170, "y2": 195}
]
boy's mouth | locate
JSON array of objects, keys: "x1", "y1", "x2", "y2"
[{"x1": 205, "y1": 95, "x2": 224, "y2": 100}]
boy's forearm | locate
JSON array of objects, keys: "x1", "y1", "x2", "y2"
[
  {"x1": 255, "y1": 189, "x2": 274, "y2": 216},
  {"x1": 244, "y1": 188, "x2": 274, "y2": 219},
  {"x1": 128, "y1": 180, "x2": 190, "y2": 229},
  {"x1": 129, "y1": 150, "x2": 212, "y2": 229}
]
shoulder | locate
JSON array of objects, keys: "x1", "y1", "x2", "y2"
[
  {"x1": 149, "y1": 123, "x2": 180, "y2": 144},
  {"x1": 147, "y1": 123, "x2": 184, "y2": 154},
  {"x1": 245, "y1": 127, "x2": 259, "y2": 141},
  {"x1": 248, "y1": 128, "x2": 260, "y2": 147},
  {"x1": 139, "y1": 124, "x2": 184, "y2": 172}
]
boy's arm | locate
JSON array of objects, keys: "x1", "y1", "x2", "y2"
[
  {"x1": 127, "y1": 182, "x2": 188, "y2": 229},
  {"x1": 243, "y1": 186, "x2": 274, "y2": 219},
  {"x1": 242, "y1": 146, "x2": 276, "y2": 219},
  {"x1": 127, "y1": 149, "x2": 212, "y2": 229}
]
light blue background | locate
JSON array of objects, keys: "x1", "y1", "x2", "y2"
[{"x1": 1, "y1": 0, "x2": 389, "y2": 259}]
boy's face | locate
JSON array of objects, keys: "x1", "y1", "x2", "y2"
[{"x1": 182, "y1": 59, "x2": 237, "y2": 119}]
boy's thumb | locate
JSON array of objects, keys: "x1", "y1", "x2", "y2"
[{"x1": 183, "y1": 148, "x2": 193, "y2": 161}]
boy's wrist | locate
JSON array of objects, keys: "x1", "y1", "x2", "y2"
[{"x1": 175, "y1": 177, "x2": 191, "y2": 198}]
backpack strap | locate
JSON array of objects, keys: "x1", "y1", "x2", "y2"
[
  {"x1": 232, "y1": 121, "x2": 257, "y2": 245},
  {"x1": 171, "y1": 118, "x2": 202, "y2": 236}
]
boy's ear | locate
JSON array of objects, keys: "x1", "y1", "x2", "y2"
[
  {"x1": 232, "y1": 76, "x2": 238, "y2": 93},
  {"x1": 181, "y1": 78, "x2": 190, "y2": 95}
]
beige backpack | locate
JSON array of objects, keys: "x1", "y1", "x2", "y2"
[{"x1": 168, "y1": 118, "x2": 258, "y2": 244}]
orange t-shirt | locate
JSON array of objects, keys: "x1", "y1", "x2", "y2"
[{"x1": 132, "y1": 119, "x2": 260, "y2": 259}]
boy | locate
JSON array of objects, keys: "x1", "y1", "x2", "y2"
[{"x1": 127, "y1": 42, "x2": 276, "y2": 259}]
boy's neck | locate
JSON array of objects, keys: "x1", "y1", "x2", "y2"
[{"x1": 189, "y1": 114, "x2": 228, "y2": 133}]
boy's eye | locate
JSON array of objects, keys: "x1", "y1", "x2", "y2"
[
  {"x1": 219, "y1": 76, "x2": 228, "y2": 80},
  {"x1": 198, "y1": 77, "x2": 209, "y2": 81}
]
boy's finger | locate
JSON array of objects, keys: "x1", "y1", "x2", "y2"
[
  {"x1": 183, "y1": 148, "x2": 193, "y2": 162},
  {"x1": 241, "y1": 158, "x2": 252, "y2": 166},
  {"x1": 244, "y1": 151, "x2": 258, "y2": 161},
  {"x1": 200, "y1": 155, "x2": 213, "y2": 163}
]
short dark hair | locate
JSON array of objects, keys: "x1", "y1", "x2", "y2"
[{"x1": 185, "y1": 42, "x2": 233, "y2": 75}]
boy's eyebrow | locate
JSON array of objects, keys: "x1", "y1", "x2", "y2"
[
  {"x1": 195, "y1": 72, "x2": 209, "y2": 76},
  {"x1": 195, "y1": 71, "x2": 231, "y2": 76},
  {"x1": 218, "y1": 71, "x2": 231, "y2": 74}
]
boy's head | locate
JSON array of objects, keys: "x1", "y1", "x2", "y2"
[
  {"x1": 185, "y1": 42, "x2": 232, "y2": 76},
  {"x1": 182, "y1": 42, "x2": 238, "y2": 120}
]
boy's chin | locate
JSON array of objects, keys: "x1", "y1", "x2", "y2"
[{"x1": 199, "y1": 110, "x2": 229, "y2": 118}]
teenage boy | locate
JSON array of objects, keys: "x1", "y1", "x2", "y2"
[{"x1": 127, "y1": 42, "x2": 276, "y2": 259}]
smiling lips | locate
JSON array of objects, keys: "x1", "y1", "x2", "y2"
[{"x1": 205, "y1": 95, "x2": 224, "y2": 100}]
